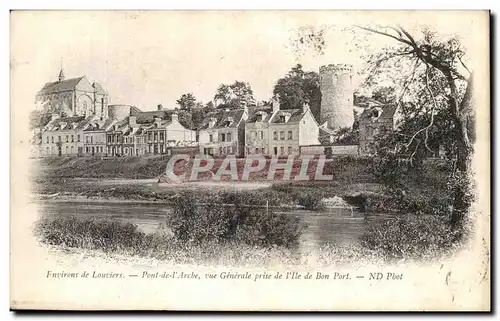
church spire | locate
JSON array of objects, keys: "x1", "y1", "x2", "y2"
[
  {"x1": 58, "y1": 68, "x2": 65, "y2": 82},
  {"x1": 58, "y1": 58, "x2": 65, "y2": 82}
]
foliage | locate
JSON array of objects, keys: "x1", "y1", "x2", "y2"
[
  {"x1": 361, "y1": 214, "x2": 463, "y2": 261},
  {"x1": 176, "y1": 93, "x2": 197, "y2": 111},
  {"x1": 214, "y1": 81, "x2": 255, "y2": 109},
  {"x1": 167, "y1": 190, "x2": 302, "y2": 248},
  {"x1": 273, "y1": 64, "x2": 321, "y2": 122},
  {"x1": 34, "y1": 215, "x2": 153, "y2": 254}
]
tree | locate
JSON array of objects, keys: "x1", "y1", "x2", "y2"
[
  {"x1": 176, "y1": 93, "x2": 197, "y2": 111},
  {"x1": 273, "y1": 64, "x2": 321, "y2": 122},
  {"x1": 357, "y1": 26, "x2": 473, "y2": 228},
  {"x1": 291, "y1": 24, "x2": 474, "y2": 229},
  {"x1": 214, "y1": 81, "x2": 255, "y2": 109}
]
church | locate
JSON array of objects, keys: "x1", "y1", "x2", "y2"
[{"x1": 36, "y1": 68, "x2": 109, "y2": 119}]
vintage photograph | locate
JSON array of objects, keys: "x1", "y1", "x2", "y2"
[{"x1": 10, "y1": 10, "x2": 490, "y2": 311}]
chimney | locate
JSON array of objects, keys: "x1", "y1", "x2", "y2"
[
  {"x1": 129, "y1": 116, "x2": 137, "y2": 126},
  {"x1": 157, "y1": 104, "x2": 163, "y2": 111},
  {"x1": 171, "y1": 113, "x2": 179, "y2": 122},
  {"x1": 272, "y1": 98, "x2": 280, "y2": 113},
  {"x1": 303, "y1": 103, "x2": 310, "y2": 113}
]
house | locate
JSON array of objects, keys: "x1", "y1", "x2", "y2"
[
  {"x1": 106, "y1": 120, "x2": 128, "y2": 156},
  {"x1": 83, "y1": 118, "x2": 116, "y2": 156},
  {"x1": 40, "y1": 114, "x2": 94, "y2": 156},
  {"x1": 267, "y1": 104, "x2": 320, "y2": 156},
  {"x1": 358, "y1": 102, "x2": 402, "y2": 155},
  {"x1": 198, "y1": 108, "x2": 248, "y2": 157},
  {"x1": 244, "y1": 100, "x2": 279, "y2": 156}
]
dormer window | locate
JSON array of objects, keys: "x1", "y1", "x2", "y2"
[
  {"x1": 373, "y1": 110, "x2": 379, "y2": 117},
  {"x1": 256, "y1": 111, "x2": 267, "y2": 122},
  {"x1": 225, "y1": 117, "x2": 234, "y2": 127},
  {"x1": 280, "y1": 115, "x2": 286, "y2": 122}
]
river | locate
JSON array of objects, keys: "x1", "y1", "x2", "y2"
[{"x1": 37, "y1": 200, "x2": 395, "y2": 252}]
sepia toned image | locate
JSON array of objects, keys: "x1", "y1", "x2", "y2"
[{"x1": 10, "y1": 10, "x2": 490, "y2": 311}]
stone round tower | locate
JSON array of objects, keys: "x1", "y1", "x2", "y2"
[{"x1": 319, "y1": 64, "x2": 354, "y2": 131}]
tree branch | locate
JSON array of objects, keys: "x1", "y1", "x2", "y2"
[{"x1": 405, "y1": 64, "x2": 438, "y2": 154}]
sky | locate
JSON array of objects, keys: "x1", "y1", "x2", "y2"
[{"x1": 11, "y1": 11, "x2": 485, "y2": 113}]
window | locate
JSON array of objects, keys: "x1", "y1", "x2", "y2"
[
  {"x1": 280, "y1": 131, "x2": 285, "y2": 140},
  {"x1": 46, "y1": 147, "x2": 49, "y2": 154},
  {"x1": 288, "y1": 147, "x2": 292, "y2": 155},
  {"x1": 86, "y1": 136, "x2": 89, "y2": 143},
  {"x1": 51, "y1": 137, "x2": 54, "y2": 143},
  {"x1": 223, "y1": 147, "x2": 227, "y2": 154},
  {"x1": 90, "y1": 136, "x2": 93, "y2": 144},
  {"x1": 288, "y1": 131, "x2": 293, "y2": 140},
  {"x1": 58, "y1": 136, "x2": 61, "y2": 142},
  {"x1": 219, "y1": 147, "x2": 223, "y2": 154},
  {"x1": 71, "y1": 135, "x2": 74, "y2": 142},
  {"x1": 71, "y1": 146, "x2": 74, "y2": 153},
  {"x1": 280, "y1": 147, "x2": 284, "y2": 154},
  {"x1": 227, "y1": 133, "x2": 232, "y2": 141},
  {"x1": 77, "y1": 135, "x2": 80, "y2": 142},
  {"x1": 209, "y1": 134, "x2": 213, "y2": 143},
  {"x1": 273, "y1": 131, "x2": 277, "y2": 140},
  {"x1": 255, "y1": 148, "x2": 259, "y2": 154},
  {"x1": 65, "y1": 146, "x2": 68, "y2": 154},
  {"x1": 154, "y1": 132, "x2": 158, "y2": 141},
  {"x1": 148, "y1": 133, "x2": 152, "y2": 141},
  {"x1": 160, "y1": 132, "x2": 164, "y2": 141},
  {"x1": 46, "y1": 136, "x2": 49, "y2": 143},
  {"x1": 260, "y1": 131, "x2": 263, "y2": 139},
  {"x1": 107, "y1": 135, "x2": 111, "y2": 143},
  {"x1": 252, "y1": 131, "x2": 257, "y2": 139},
  {"x1": 66, "y1": 135, "x2": 68, "y2": 142},
  {"x1": 221, "y1": 133, "x2": 226, "y2": 142},
  {"x1": 228, "y1": 146, "x2": 232, "y2": 154}
]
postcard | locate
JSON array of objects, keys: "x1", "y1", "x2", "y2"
[{"x1": 10, "y1": 10, "x2": 490, "y2": 311}]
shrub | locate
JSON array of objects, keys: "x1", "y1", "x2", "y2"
[
  {"x1": 34, "y1": 215, "x2": 154, "y2": 253},
  {"x1": 361, "y1": 214, "x2": 462, "y2": 261},
  {"x1": 296, "y1": 191, "x2": 326, "y2": 211},
  {"x1": 166, "y1": 190, "x2": 302, "y2": 248}
]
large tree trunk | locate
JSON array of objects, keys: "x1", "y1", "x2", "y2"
[{"x1": 450, "y1": 74, "x2": 474, "y2": 229}]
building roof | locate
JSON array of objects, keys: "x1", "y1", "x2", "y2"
[
  {"x1": 92, "y1": 82, "x2": 107, "y2": 95},
  {"x1": 132, "y1": 110, "x2": 171, "y2": 124},
  {"x1": 38, "y1": 77, "x2": 85, "y2": 95},
  {"x1": 269, "y1": 108, "x2": 305, "y2": 124},
  {"x1": 246, "y1": 107, "x2": 274, "y2": 123},
  {"x1": 198, "y1": 109, "x2": 246, "y2": 130},
  {"x1": 359, "y1": 104, "x2": 399, "y2": 122},
  {"x1": 44, "y1": 115, "x2": 87, "y2": 131}
]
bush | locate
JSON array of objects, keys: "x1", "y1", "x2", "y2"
[
  {"x1": 34, "y1": 215, "x2": 157, "y2": 253},
  {"x1": 296, "y1": 191, "x2": 326, "y2": 211},
  {"x1": 361, "y1": 214, "x2": 462, "y2": 261},
  {"x1": 167, "y1": 190, "x2": 302, "y2": 248}
]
